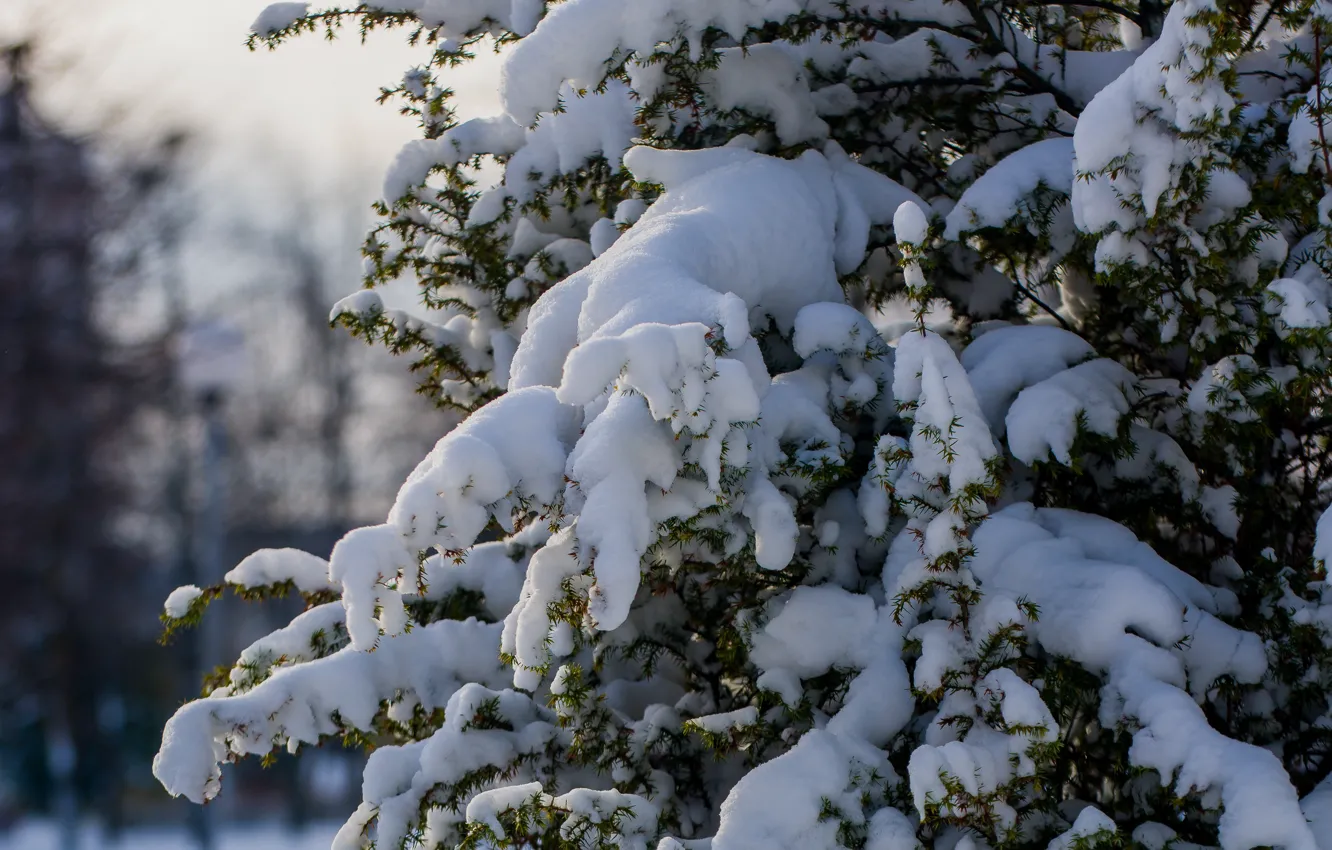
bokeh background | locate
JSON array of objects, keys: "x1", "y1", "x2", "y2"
[{"x1": 0, "y1": 2, "x2": 498, "y2": 846}]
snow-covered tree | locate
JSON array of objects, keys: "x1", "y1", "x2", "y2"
[{"x1": 154, "y1": 0, "x2": 1332, "y2": 847}]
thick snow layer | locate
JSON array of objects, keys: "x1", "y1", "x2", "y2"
[
  {"x1": 466, "y1": 783, "x2": 549, "y2": 839},
  {"x1": 500, "y1": 0, "x2": 816, "y2": 125},
  {"x1": 893, "y1": 200, "x2": 929, "y2": 246},
  {"x1": 1187, "y1": 355, "x2": 1262, "y2": 423},
  {"x1": 512, "y1": 145, "x2": 919, "y2": 390},
  {"x1": 1049, "y1": 807, "x2": 1118, "y2": 850},
  {"x1": 705, "y1": 45, "x2": 828, "y2": 145},
  {"x1": 228, "y1": 602, "x2": 346, "y2": 692},
  {"x1": 342, "y1": 686, "x2": 560, "y2": 848},
  {"x1": 329, "y1": 290, "x2": 382, "y2": 323},
  {"x1": 476, "y1": 81, "x2": 637, "y2": 221},
  {"x1": 421, "y1": 540, "x2": 526, "y2": 619},
  {"x1": 749, "y1": 585, "x2": 877, "y2": 678},
  {"x1": 390, "y1": 386, "x2": 581, "y2": 552},
  {"x1": 501, "y1": 527, "x2": 583, "y2": 680},
  {"x1": 1303, "y1": 772, "x2": 1332, "y2": 850}
]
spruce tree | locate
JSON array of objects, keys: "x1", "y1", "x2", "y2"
[{"x1": 155, "y1": 1, "x2": 1332, "y2": 847}]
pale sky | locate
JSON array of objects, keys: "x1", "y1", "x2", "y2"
[
  {"x1": 0, "y1": 0, "x2": 509, "y2": 325},
  {"x1": 0, "y1": 1, "x2": 506, "y2": 520},
  {"x1": 1, "y1": 0, "x2": 502, "y2": 205}
]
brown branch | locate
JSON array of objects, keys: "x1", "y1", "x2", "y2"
[{"x1": 1316, "y1": 21, "x2": 1332, "y2": 187}]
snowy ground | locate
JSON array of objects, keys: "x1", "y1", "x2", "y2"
[{"x1": 0, "y1": 821, "x2": 339, "y2": 850}]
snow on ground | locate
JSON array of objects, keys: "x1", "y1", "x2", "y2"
[{"x1": 0, "y1": 820, "x2": 339, "y2": 850}]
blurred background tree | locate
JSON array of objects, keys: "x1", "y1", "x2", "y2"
[
  {"x1": 0, "y1": 43, "x2": 149, "y2": 838},
  {"x1": 0, "y1": 27, "x2": 451, "y2": 848}
]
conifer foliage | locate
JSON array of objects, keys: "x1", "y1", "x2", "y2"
[{"x1": 155, "y1": 0, "x2": 1332, "y2": 847}]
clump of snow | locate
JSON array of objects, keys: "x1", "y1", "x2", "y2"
[
  {"x1": 225, "y1": 548, "x2": 338, "y2": 594},
  {"x1": 711, "y1": 730, "x2": 894, "y2": 850},
  {"x1": 163, "y1": 585, "x2": 204, "y2": 618},
  {"x1": 155, "y1": 619, "x2": 507, "y2": 805},
  {"x1": 252, "y1": 3, "x2": 308, "y2": 35},
  {"x1": 1267, "y1": 277, "x2": 1331, "y2": 331},
  {"x1": 1006, "y1": 359, "x2": 1137, "y2": 465},
  {"x1": 945, "y1": 138, "x2": 1074, "y2": 240},
  {"x1": 329, "y1": 290, "x2": 382, "y2": 322},
  {"x1": 228, "y1": 602, "x2": 346, "y2": 692},
  {"x1": 382, "y1": 116, "x2": 525, "y2": 204},
  {"x1": 894, "y1": 329, "x2": 998, "y2": 502},
  {"x1": 960, "y1": 324, "x2": 1095, "y2": 432},
  {"x1": 964, "y1": 504, "x2": 1312, "y2": 850},
  {"x1": 1049, "y1": 807, "x2": 1118, "y2": 850},
  {"x1": 704, "y1": 45, "x2": 828, "y2": 145},
  {"x1": 893, "y1": 200, "x2": 929, "y2": 246},
  {"x1": 1073, "y1": 0, "x2": 1235, "y2": 233},
  {"x1": 749, "y1": 586, "x2": 878, "y2": 678},
  {"x1": 465, "y1": 783, "x2": 549, "y2": 839},
  {"x1": 337, "y1": 685, "x2": 558, "y2": 848}
]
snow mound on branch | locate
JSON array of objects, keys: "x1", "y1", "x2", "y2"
[
  {"x1": 969, "y1": 504, "x2": 1310, "y2": 850},
  {"x1": 945, "y1": 137, "x2": 1074, "y2": 239},
  {"x1": 163, "y1": 585, "x2": 203, "y2": 618},
  {"x1": 228, "y1": 602, "x2": 346, "y2": 692},
  {"x1": 894, "y1": 329, "x2": 997, "y2": 498},
  {"x1": 501, "y1": 0, "x2": 809, "y2": 124},
  {"x1": 1267, "y1": 277, "x2": 1331, "y2": 331},
  {"x1": 1073, "y1": 0, "x2": 1235, "y2": 236},
  {"x1": 225, "y1": 548, "x2": 338, "y2": 594},
  {"x1": 960, "y1": 324, "x2": 1095, "y2": 433},
  {"x1": 711, "y1": 729, "x2": 894, "y2": 850},
  {"x1": 749, "y1": 585, "x2": 877, "y2": 677},
  {"x1": 705, "y1": 44, "x2": 828, "y2": 145},
  {"x1": 338, "y1": 685, "x2": 559, "y2": 848},
  {"x1": 511, "y1": 144, "x2": 919, "y2": 391},
  {"x1": 470, "y1": 81, "x2": 638, "y2": 224},
  {"x1": 382, "y1": 115, "x2": 525, "y2": 204},
  {"x1": 374, "y1": 0, "x2": 544, "y2": 38},
  {"x1": 391, "y1": 386, "x2": 580, "y2": 552},
  {"x1": 252, "y1": 3, "x2": 308, "y2": 35},
  {"x1": 154, "y1": 619, "x2": 507, "y2": 805},
  {"x1": 1006, "y1": 358, "x2": 1137, "y2": 465}
]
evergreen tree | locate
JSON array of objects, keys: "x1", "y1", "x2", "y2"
[{"x1": 154, "y1": 0, "x2": 1332, "y2": 847}]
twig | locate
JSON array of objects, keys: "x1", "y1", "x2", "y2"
[{"x1": 1244, "y1": 0, "x2": 1289, "y2": 51}]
